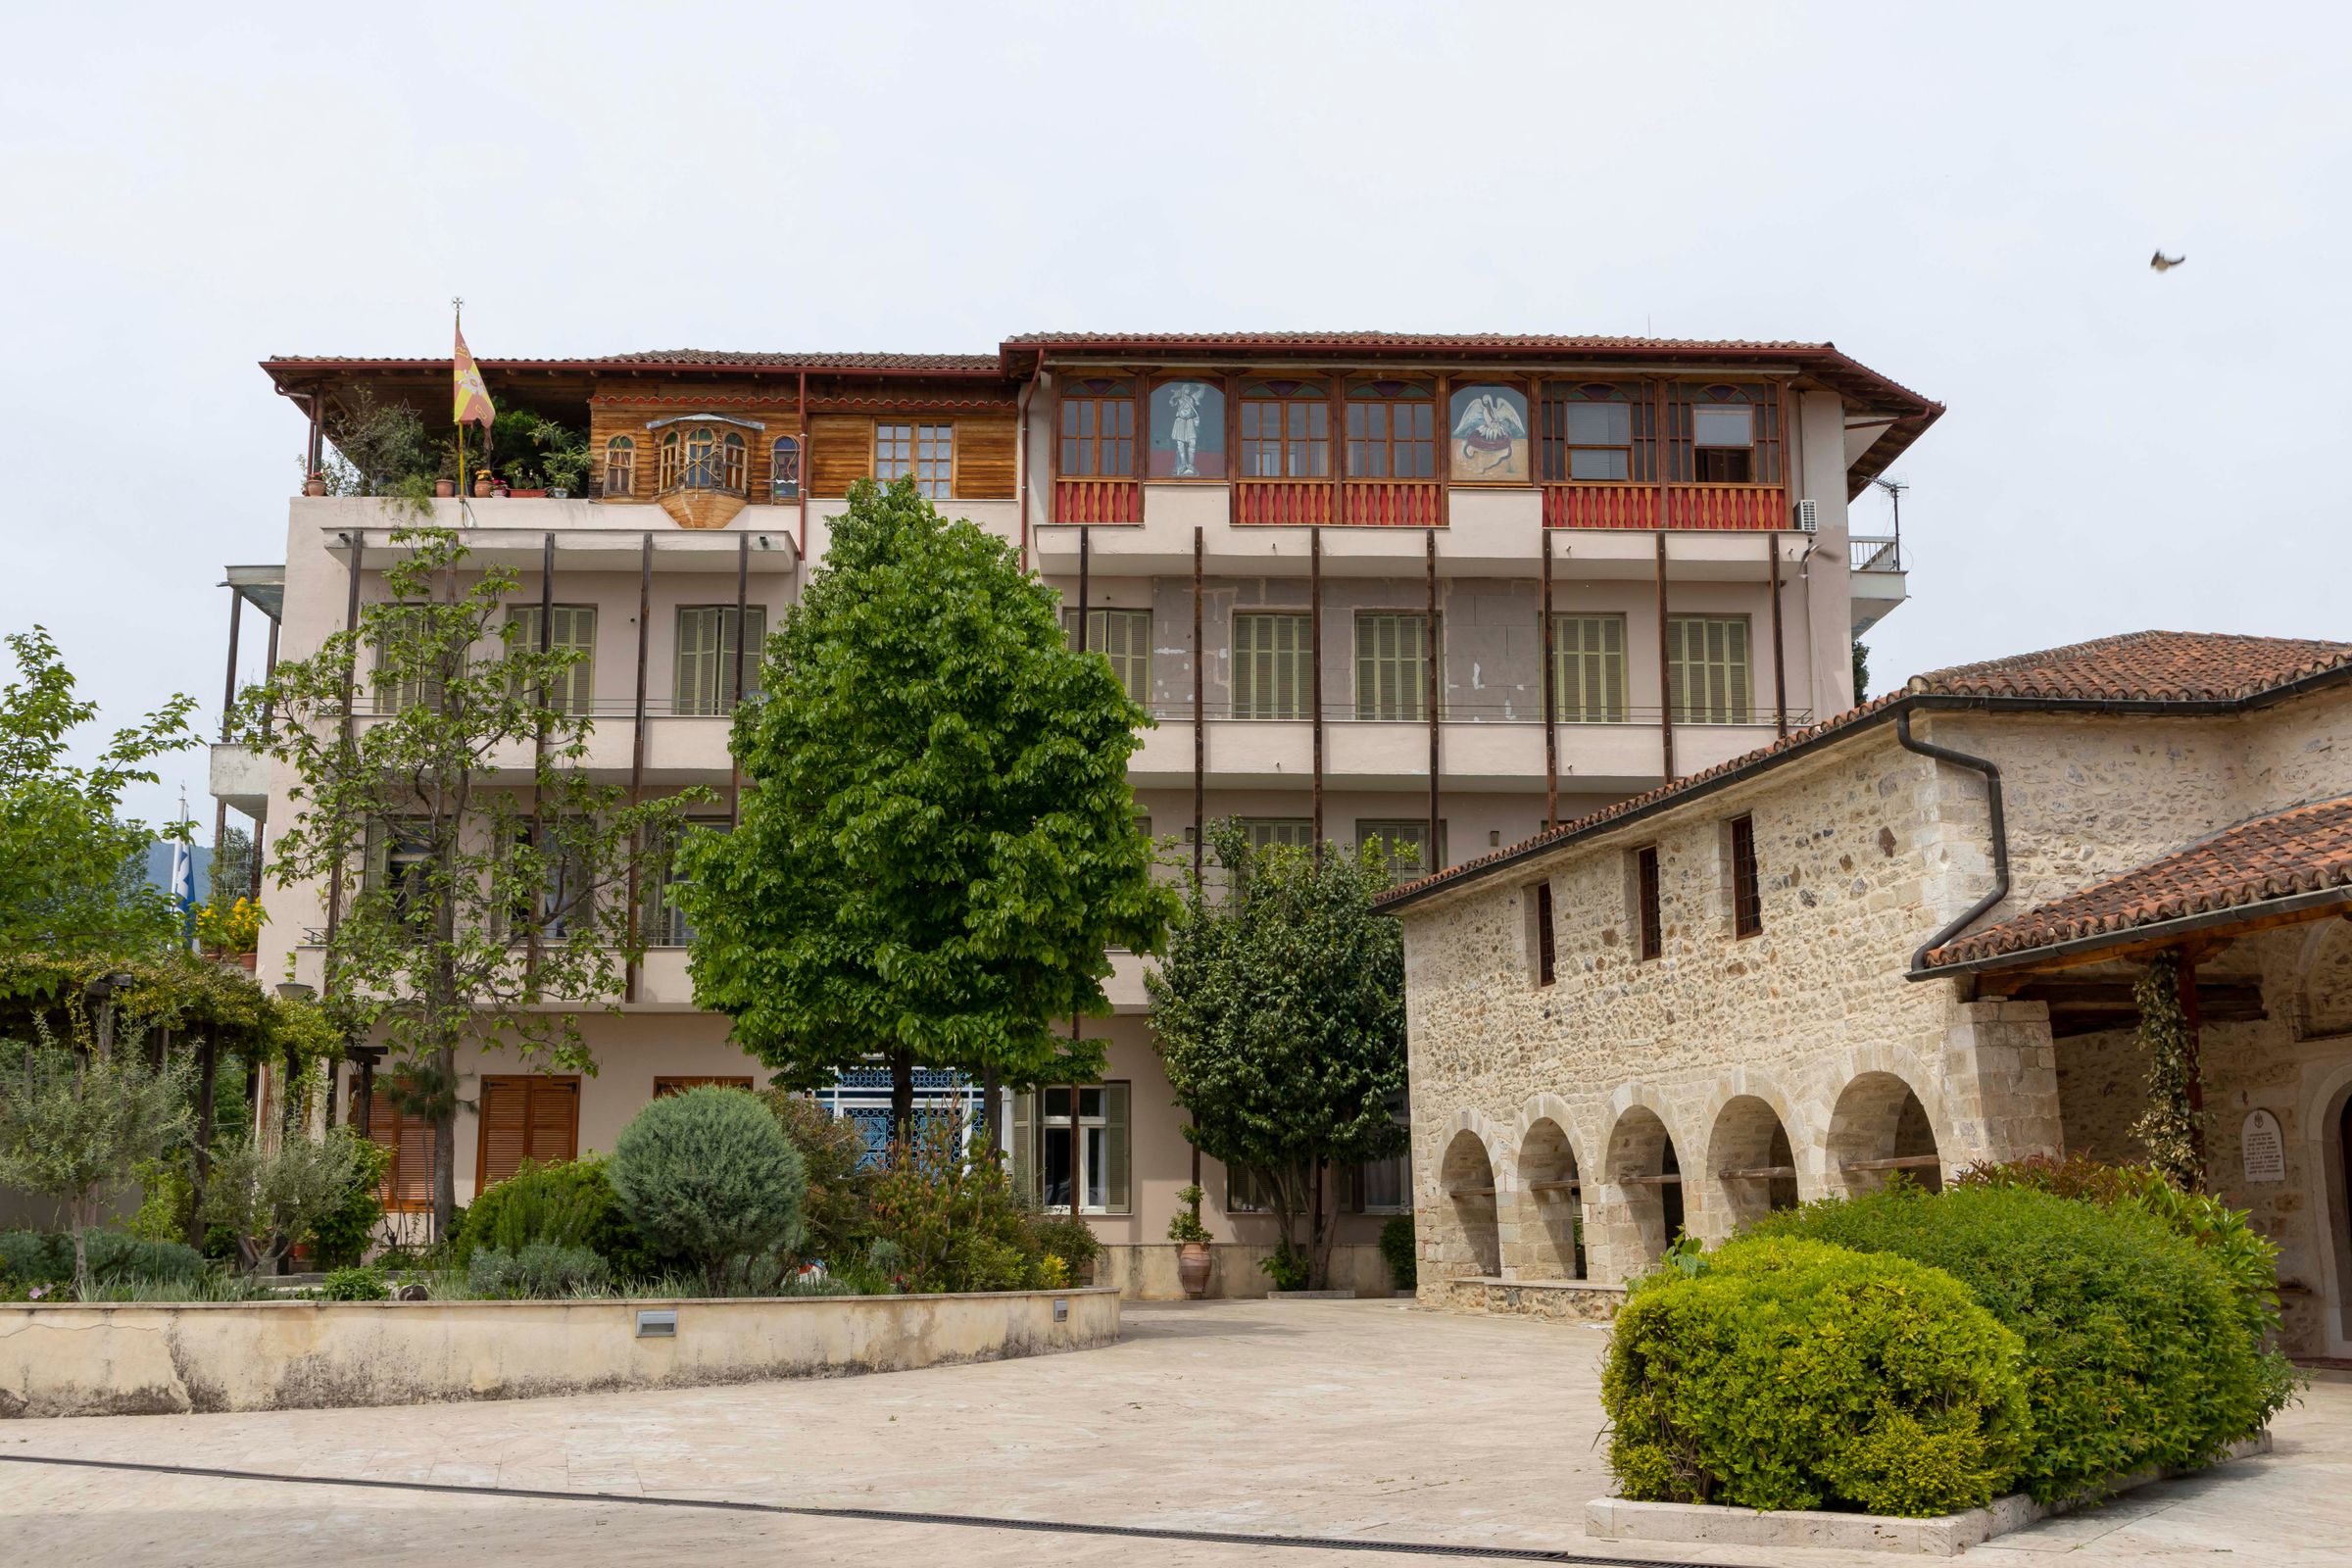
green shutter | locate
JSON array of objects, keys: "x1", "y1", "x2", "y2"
[
  {"x1": 1666, "y1": 615, "x2": 1751, "y2": 724},
  {"x1": 1011, "y1": 1091, "x2": 1036, "y2": 1202},
  {"x1": 1354, "y1": 612, "x2": 1431, "y2": 721},
  {"x1": 1102, "y1": 1082, "x2": 1130, "y2": 1214},
  {"x1": 1550, "y1": 614, "x2": 1627, "y2": 723}
]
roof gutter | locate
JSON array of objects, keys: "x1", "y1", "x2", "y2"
[
  {"x1": 1909, "y1": 883, "x2": 2352, "y2": 980},
  {"x1": 1895, "y1": 708, "x2": 2009, "y2": 978}
]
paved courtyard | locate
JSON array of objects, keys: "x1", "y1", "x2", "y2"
[{"x1": 3, "y1": 1299, "x2": 2346, "y2": 1566}]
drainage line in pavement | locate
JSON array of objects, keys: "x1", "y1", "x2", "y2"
[{"x1": 0, "y1": 1452, "x2": 1741, "y2": 1567}]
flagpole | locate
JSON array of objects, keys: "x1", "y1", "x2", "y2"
[{"x1": 454, "y1": 298, "x2": 466, "y2": 505}]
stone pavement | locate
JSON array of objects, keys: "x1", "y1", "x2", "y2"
[{"x1": 3, "y1": 1300, "x2": 2346, "y2": 1567}]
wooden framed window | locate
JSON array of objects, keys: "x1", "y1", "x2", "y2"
[
  {"x1": 657, "y1": 430, "x2": 682, "y2": 491},
  {"x1": 1059, "y1": 381, "x2": 1137, "y2": 477},
  {"x1": 721, "y1": 431, "x2": 748, "y2": 492},
  {"x1": 1354, "y1": 612, "x2": 1437, "y2": 721},
  {"x1": 506, "y1": 605, "x2": 597, "y2": 715},
  {"x1": 1011, "y1": 1083, "x2": 1130, "y2": 1214},
  {"x1": 642, "y1": 817, "x2": 728, "y2": 947},
  {"x1": 369, "y1": 604, "x2": 440, "y2": 714},
  {"x1": 674, "y1": 605, "x2": 767, "y2": 716},
  {"x1": 1663, "y1": 383, "x2": 1782, "y2": 485},
  {"x1": 654, "y1": 1076, "x2": 754, "y2": 1097},
  {"x1": 876, "y1": 422, "x2": 954, "y2": 498},
  {"x1": 1540, "y1": 382, "x2": 1655, "y2": 482},
  {"x1": 1239, "y1": 818, "x2": 1314, "y2": 851},
  {"x1": 770, "y1": 436, "x2": 801, "y2": 501},
  {"x1": 1239, "y1": 382, "x2": 1330, "y2": 478},
  {"x1": 1729, "y1": 814, "x2": 1762, "y2": 938},
  {"x1": 474, "y1": 1075, "x2": 580, "y2": 1195},
  {"x1": 502, "y1": 821, "x2": 590, "y2": 943},
  {"x1": 362, "y1": 1083, "x2": 438, "y2": 1212},
  {"x1": 1064, "y1": 608, "x2": 1152, "y2": 706},
  {"x1": 1635, "y1": 846, "x2": 1662, "y2": 961},
  {"x1": 1357, "y1": 818, "x2": 1443, "y2": 885},
  {"x1": 1344, "y1": 382, "x2": 1436, "y2": 478},
  {"x1": 1532, "y1": 881, "x2": 1556, "y2": 986},
  {"x1": 1232, "y1": 612, "x2": 1311, "y2": 719},
  {"x1": 1549, "y1": 613, "x2": 1627, "y2": 723},
  {"x1": 603, "y1": 436, "x2": 636, "y2": 498},
  {"x1": 1226, "y1": 1159, "x2": 1298, "y2": 1213},
  {"x1": 1667, "y1": 615, "x2": 1752, "y2": 724},
  {"x1": 363, "y1": 817, "x2": 435, "y2": 929},
  {"x1": 685, "y1": 426, "x2": 718, "y2": 488}
]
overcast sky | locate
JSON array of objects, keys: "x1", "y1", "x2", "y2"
[{"x1": 5, "y1": 2, "x2": 2345, "y2": 833}]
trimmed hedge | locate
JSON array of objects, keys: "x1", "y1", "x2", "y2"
[
  {"x1": 1604, "y1": 1237, "x2": 2030, "y2": 1516},
  {"x1": 0, "y1": 1229, "x2": 203, "y2": 1287},
  {"x1": 454, "y1": 1156, "x2": 662, "y2": 1281},
  {"x1": 1752, "y1": 1184, "x2": 2291, "y2": 1503}
]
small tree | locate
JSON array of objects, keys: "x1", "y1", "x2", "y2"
[
  {"x1": 243, "y1": 524, "x2": 702, "y2": 1239},
  {"x1": 610, "y1": 1086, "x2": 807, "y2": 1293},
  {"x1": 0, "y1": 627, "x2": 197, "y2": 957},
  {"x1": 0, "y1": 1027, "x2": 193, "y2": 1297},
  {"x1": 200, "y1": 1127, "x2": 368, "y2": 1276},
  {"x1": 682, "y1": 477, "x2": 1176, "y2": 1141},
  {"x1": 1148, "y1": 821, "x2": 1409, "y2": 1289}
]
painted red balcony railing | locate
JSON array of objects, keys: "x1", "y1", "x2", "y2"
[
  {"x1": 1342, "y1": 481, "x2": 1441, "y2": 527},
  {"x1": 1544, "y1": 482, "x2": 1787, "y2": 530},
  {"x1": 1235, "y1": 478, "x2": 1335, "y2": 526},
  {"x1": 1054, "y1": 477, "x2": 1143, "y2": 524}
]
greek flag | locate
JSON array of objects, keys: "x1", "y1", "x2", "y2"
[{"x1": 170, "y1": 836, "x2": 197, "y2": 939}]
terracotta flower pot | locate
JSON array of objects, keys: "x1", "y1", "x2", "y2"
[
  {"x1": 434, "y1": 478, "x2": 457, "y2": 498},
  {"x1": 1177, "y1": 1241, "x2": 1212, "y2": 1298},
  {"x1": 235, "y1": 953, "x2": 258, "y2": 972},
  {"x1": 302, "y1": 474, "x2": 328, "y2": 496},
  {"x1": 472, "y1": 473, "x2": 494, "y2": 498}
]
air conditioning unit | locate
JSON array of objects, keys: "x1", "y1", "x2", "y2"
[{"x1": 1792, "y1": 498, "x2": 1820, "y2": 533}]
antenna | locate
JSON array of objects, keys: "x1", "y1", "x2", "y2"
[{"x1": 1867, "y1": 474, "x2": 1907, "y2": 534}]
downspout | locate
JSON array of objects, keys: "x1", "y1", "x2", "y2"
[
  {"x1": 1896, "y1": 706, "x2": 2009, "y2": 977},
  {"x1": 1016, "y1": 366, "x2": 1039, "y2": 572}
]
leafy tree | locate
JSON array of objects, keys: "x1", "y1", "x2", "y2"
[
  {"x1": 1851, "y1": 639, "x2": 1871, "y2": 702},
  {"x1": 0, "y1": 1027, "x2": 193, "y2": 1297},
  {"x1": 200, "y1": 1126, "x2": 368, "y2": 1275},
  {"x1": 0, "y1": 627, "x2": 198, "y2": 957},
  {"x1": 682, "y1": 477, "x2": 1176, "y2": 1140},
  {"x1": 609, "y1": 1086, "x2": 806, "y2": 1293},
  {"x1": 239, "y1": 523, "x2": 703, "y2": 1239},
  {"x1": 1148, "y1": 821, "x2": 1408, "y2": 1289}
]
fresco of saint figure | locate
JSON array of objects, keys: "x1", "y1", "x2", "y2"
[
  {"x1": 1448, "y1": 385, "x2": 1530, "y2": 482},
  {"x1": 1151, "y1": 380, "x2": 1225, "y2": 479}
]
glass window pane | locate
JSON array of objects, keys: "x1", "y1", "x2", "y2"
[
  {"x1": 1565, "y1": 403, "x2": 1631, "y2": 445},
  {"x1": 1568, "y1": 448, "x2": 1630, "y2": 480},
  {"x1": 1693, "y1": 406, "x2": 1754, "y2": 448}
]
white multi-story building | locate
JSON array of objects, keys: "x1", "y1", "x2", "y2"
[{"x1": 212, "y1": 332, "x2": 1939, "y2": 1294}]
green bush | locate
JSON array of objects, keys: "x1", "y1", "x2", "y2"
[
  {"x1": 0, "y1": 1230, "x2": 200, "y2": 1287},
  {"x1": 1603, "y1": 1237, "x2": 2031, "y2": 1516},
  {"x1": 1027, "y1": 1214, "x2": 1102, "y2": 1280},
  {"x1": 610, "y1": 1087, "x2": 807, "y2": 1293},
  {"x1": 1753, "y1": 1184, "x2": 2290, "y2": 1502},
  {"x1": 1259, "y1": 1240, "x2": 1309, "y2": 1292},
  {"x1": 867, "y1": 1115, "x2": 1061, "y2": 1294},
  {"x1": 466, "y1": 1243, "x2": 610, "y2": 1299},
  {"x1": 760, "y1": 1091, "x2": 876, "y2": 1264},
  {"x1": 455, "y1": 1156, "x2": 661, "y2": 1280},
  {"x1": 308, "y1": 1137, "x2": 392, "y2": 1269},
  {"x1": 1379, "y1": 1214, "x2": 1416, "y2": 1292},
  {"x1": 321, "y1": 1265, "x2": 388, "y2": 1301}
]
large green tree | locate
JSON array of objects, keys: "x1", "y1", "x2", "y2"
[
  {"x1": 242, "y1": 524, "x2": 700, "y2": 1238},
  {"x1": 0, "y1": 627, "x2": 197, "y2": 956},
  {"x1": 1148, "y1": 821, "x2": 1409, "y2": 1289},
  {"x1": 682, "y1": 477, "x2": 1175, "y2": 1140}
]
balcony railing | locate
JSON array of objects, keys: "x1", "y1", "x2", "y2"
[
  {"x1": 1544, "y1": 482, "x2": 1786, "y2": 530},
  {"x1": 1054, "y1": 477, "x2": 1143, "y2": 524},
  {"x1": 1342, "y1": 481, "x2": 1441, "y2": 527},
  {"x1": 1235, "y1": 478, "x2": 1334, "y2": 526},
  {"x1": 1849, "y1": 535, "x2": 1902, "y2": 572}
]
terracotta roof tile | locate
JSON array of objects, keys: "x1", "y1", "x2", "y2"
[
  {"x1": 265, "y1": 351, "x2": 1004, "y2": 372},
  {"x1": 1376, "y1": 631, "x2": 2352, "y2": 912},
  {"x1": 1923, "y1": 796, "x2": 2352, "y2": 969},
  {"x1": 1003, "y1": 331, "x2": 1832, "y2": 352},
  {"x1": 1909, "y1": 630, "x2": 2352, "y2": 704}
]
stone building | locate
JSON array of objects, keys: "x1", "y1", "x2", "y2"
[
  {"x1": 1379, "y1": 630, "x2": 2352, "y2": 1359},
  {"x1": 211, "y1": 331, "x2": 1934, "y2": 1296}
]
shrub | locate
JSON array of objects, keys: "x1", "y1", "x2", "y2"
[
  {"x1": 1259, "y1": 1241, "x2": 1309, "y2": 1292},
  {"x1": 867, "y1": 1114, "x2": 1060, "y2": 1294},
  {"x1": 321, "y1": 1265, "x2": 388, "y2": 1301},
  {"x1": 760, "y1": 1091, "x2": 877, "y2": 1264},
  {"x1": 308, "y1": 1137, "x2": 392, "y2": 1269},
  {"x1": 465, "y1": 1243, "x2": 610, "y2": 1299},
  {"x1": 0, "y1": 1230, "x2": 200, "y2": 1287},
  {"x1": 200, "y1": 1129, "x2": 369, "y2": 1275},
  {"x1": 1027, "y1": 1214, "x2": 1102, "y2": 1281},
  {"x1": 455, "y1": 1156, "x2": 661, "y2": 1280},
  {"x1": 1379, "y1": 1213, "x2": 1416, "y2": 1292},
  {"x1": 610, "y1": 1087, "x2": 807, "y2": 1294},
  {"x1": 1167, "y1": 1183, "x2": 1211, "y2": 1245},
  {"x1": 1753, "y1": 1184, "x2": 2290, "y2": 1502},
  {"x1": 1603, "y1": 1237, "x2": 2030, "y2": 1515}
]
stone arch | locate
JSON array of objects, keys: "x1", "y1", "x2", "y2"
[
  {"x1": 1510, "y1": 1116, "x2": 1586, "y2": 1279},
  {"x1": 2304, "y1": 1060, "x2": 2352, "y2": 1353},
  {"x1": 1433, "y1": 1126, "x2": 1501, "y2": 1280},
  {"x1": 1590, "y1": 1087, "x2": 1688, "y2": 1282},
  {"x1": 1701, "y1": 1094, "x2": 1802, "y2": 1242},
  {"x1": 1826, "y1": 1069, "x2": 1945, "y2": 1196},
  {"x1": 2295, "y1": 919, "x2": 2352, "y2": 1039}
]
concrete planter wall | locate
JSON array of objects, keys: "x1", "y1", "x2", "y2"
[
  {"x1": 0, "y1": 1286, "x2": 1121, "y2": 1419},
  {"x1": 1427, "y1": 1275, "x2": 1626, "y2": 1322}
]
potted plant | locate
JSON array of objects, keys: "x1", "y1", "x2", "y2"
[
  {"x1": 472, "y1": 470, "x2": 495, "y2": 498},
  {"x1": 540, "y1": 430, "x2": 591, "y2": 500},
  {"x1": 302, "y1": 471, "x2": 328, "y2": 497},
  {"x1": 1169, "y1": 1183, "x2": 1212, "y2": 1298},
  {"x1": 434, "y1": 478, "x2": 457, "y2": 498}
]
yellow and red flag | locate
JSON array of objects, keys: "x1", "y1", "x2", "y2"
[{"x1": 454, "y1": 319, "x2": 496, "y2": 431}]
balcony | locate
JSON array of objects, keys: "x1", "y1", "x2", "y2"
[
  {"x1": 1544, "y1": 482, "x2": 1786, "y2": 530},
  {"x1": 1848, "y1": 533, "x2": 1908, "y2": 634},
  {"x1": 347, "y1": 703, "x2": 738, "y2": 783},
  {"x1": 210, "y1": 742, "x2": 270, "y2": 819},
  {"x1": 1054, "y1": 477, "x2": 1142, "y2": 524}
]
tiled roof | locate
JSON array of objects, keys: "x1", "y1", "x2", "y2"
[
  {"x1": 1376, "y1": 631, "x2": 2352, "y2": 913},
  {"x1": 1921, "y1": 796, "x2": 2352, "y2": 969},
  {"x1": 1910, "y1": 630, "x2": 2352, "y2": 704},
  {"x1": 264, "y1": 350, "x2": 1004, "y2": 372},
  {"x1": 1004, "y1": 331, "x2": 1831, "y2": 352}
]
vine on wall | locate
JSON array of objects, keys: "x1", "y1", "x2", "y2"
[{"x1": 2131, "y1": 952, "x2": 2204, "y2": 1191}]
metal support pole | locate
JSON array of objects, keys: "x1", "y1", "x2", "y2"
[
  {"x1": 1192, "y1": 525, "x2": 1204, "y2": 883},
  {"x1": 730, "y1": 530, "x2": 749, "y2": 828},
  {"x1": 1540, "y1": 523, "x2": 1557, "y2": 829},
  {"x1": 1426, "y1": 528, "x2": 1441, "y2": 863},
  {"x1": 1769, "y1": 531, "x2": 1788, "y2": 737},
  {"x1": 1310, "y1": 525, "x2": 1324, "y2": 861},
  {"x1": 324, "y1": 535, "x2": 365, "y2": 949},
  {"x1": 1655, "y1": 531, "x2": 1676, "y2": 784},
  {"x1": 625, "y1": 533, "x2": 652, "y2": 1003}
]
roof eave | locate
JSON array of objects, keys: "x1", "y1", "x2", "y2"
[{"x1": 1907, "y1": 883, "x2": 2352, "y2": 980}]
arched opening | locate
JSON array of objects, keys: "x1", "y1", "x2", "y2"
[
  {"x1": 1600, "y1": 1105, "x2": 1683, "y2": 1275},
  {"x1": 771, "y1": 435, "x2": 802, "y2": 501},
  {"x1": 1704, "y1": 1095, "x2": 1800, "y2": 1241},
  {"x1": 602, "y1": 435, "x2": 635, "y2": 498},
  {"x1": 1437, "y1": 1130, "x2": 1500, "y2": 1279},
  {"x1": 1512, "y1": 1118, "x2": 1584, "y2": 1279},
  {"x1": 1827, "y1": 1071, "x2": 1944, "y2": 1196}
]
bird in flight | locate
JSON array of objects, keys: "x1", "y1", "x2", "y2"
[{"x1": 2151, "y1": 251, "x2": 2186, "y2": 272}]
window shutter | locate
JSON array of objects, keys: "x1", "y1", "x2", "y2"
[
  {"x1": 675, "y1": 608, "x2": 714, "y2": 715},
  {"x1": 1102, "y1": 1082, "x2": 1131, "y2": 1214},
  {"x1": 808, "y1": 415, "x2": 872, "y2": 496},
  {"x1": 529, "y1": 1078, "x2": 579, "y2": 1166},
  {"x1": 1011, "y1": 1091, "x2": 1036, "y2": 1202},
  {"x1": 477, "y1": 1078, "x2": 532, "y2": 1193},
  {"x1": 956, "y1": 416, "x2": 1017, "y2": 498}
]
